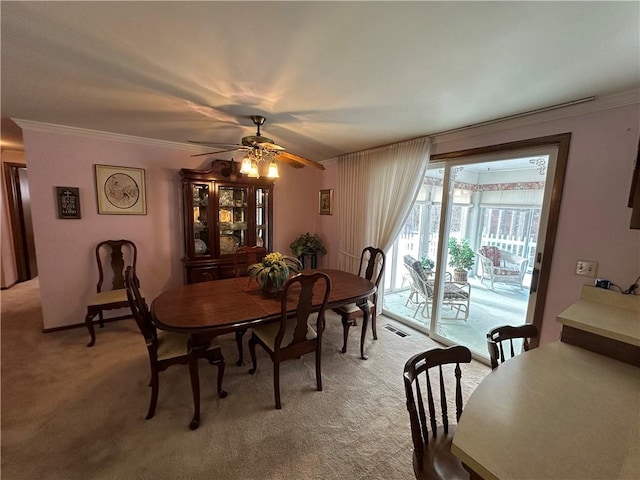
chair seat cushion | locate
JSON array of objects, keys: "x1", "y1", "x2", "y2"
[
  {"x1": 493, "y1": 268, "x2": 520, "y2": 276},
  {"x1": 88, "y1": 288, "x2": 145, "y2": 306},
  {"x1": 252, "y1": 318, "x2": 317, "y2": 351},
  {"x1": 156, "y1": 331, "x2": 221, "y2": 360},
  {"x1": 336, "y1": 300, "x2": 374, "y2": 314},
  {"x1": 442, "y1": 284, "x2": 468, "y2": 300},
  {"x1": 480, "y1": 246, "x2": 502, "y2": 267}
]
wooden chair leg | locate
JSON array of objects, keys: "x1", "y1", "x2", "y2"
[
  {"x1": 85, "y1": 310, "x2": 97, "y2": 347},
  {"x1": 341, "y1": 315, "x2": 351, "y2": 353},
  {"x1": 235, "y1": 329, "x2": 246, "y2": 366},
  {"x1": 208, "y1": 350, "x2": 227, "y2": 399},
  {"x1": 316, "y1": 349, "x2": 322, "y2": 392},
  {"x1": 98, "y1": 310, "x2": 105, "y2": 328},
  {"x1": 248, "y1": 335, "x2": 258, "y2": 374},
  {"x1": 371, "y1": 308, "x2": 378, "y2": 340},
  {"x1": 146, "y1": 368, "x2": 159, "y2": 420},
  {"x1": 273, "y1": 361, "x2": 281, "y2": 409}
]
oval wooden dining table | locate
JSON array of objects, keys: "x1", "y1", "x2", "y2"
[{"x1": 151, "y1": 269, "x2": 376, "y2": 429}]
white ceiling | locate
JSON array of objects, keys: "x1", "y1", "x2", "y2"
[{"x1": 1, "y1": 1, "x2": 639, "y2": 161}]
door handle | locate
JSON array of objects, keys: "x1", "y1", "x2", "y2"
[{"x1": 530, "y1": 267, "x2": 540, "y2": 293}]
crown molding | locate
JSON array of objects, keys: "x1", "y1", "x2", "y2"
[
  {"x1": 12, "y1": 119, "x2": 201, "y2": 151},
  {"x1": 431, "y1": 89, "x2": 640, "y2": 145},
  {"x1": 12, "y1": 88, "x2": 640, "y2": 153}
]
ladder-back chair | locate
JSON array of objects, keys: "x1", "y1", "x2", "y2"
[
  {"x1": 486, "y1": 324, "x2": 539, "y2": 370},
  {"x1": 403, "y1": 345, "x2": 473, "y2": 479}
]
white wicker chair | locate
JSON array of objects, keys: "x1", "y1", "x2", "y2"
[{"x1": 476, "y1": 246, "x2": 528, "y2": 289}]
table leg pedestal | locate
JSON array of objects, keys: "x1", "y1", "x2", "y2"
[{"x1": 187, "y1": 334, "x2": 211, "y2": 430}]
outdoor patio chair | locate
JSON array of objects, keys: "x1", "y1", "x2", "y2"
[
  {"x1": 476, "y1": 246, "x2": 528, "y2": 289},
  {"x1": 404, "y1": 255, "x2": 470, "y2": 320}
]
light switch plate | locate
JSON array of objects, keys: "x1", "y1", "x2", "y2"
[{"x1": 576, "y1": 260, "x2": 598, "y2": 277}]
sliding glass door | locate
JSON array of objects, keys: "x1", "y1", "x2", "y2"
[{"x1": 383, "y1": 143, "x2": 562, "y2": 359}]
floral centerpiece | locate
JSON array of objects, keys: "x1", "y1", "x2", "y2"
[
  {"x1": 290, "y1": 232, "x2": 327, "y2": 257},
  {"x1": 247, "y1": 252, "x2": 302, "y2": 293}
]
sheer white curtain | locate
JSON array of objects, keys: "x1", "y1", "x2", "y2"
[{"x1": 337, "y1": 137, "x2": 431, "y2": 273}]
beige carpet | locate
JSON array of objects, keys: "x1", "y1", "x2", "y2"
[{"x1": 1, "y1": 278, "x2": 489, "y2": 480}]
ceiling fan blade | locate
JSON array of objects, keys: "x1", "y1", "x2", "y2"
[
  {"x1": 275, "y1": 151, "x2": 325, "y2": 170},
  {"x1": 258, "y1": 141, "x2": 285, "y2": 151},
  {"x1": 274, "y1": 154, "x2": 305, "y2": 169},
  {"x1": 190, "y1": 147, "x2": 247, "y2": 157},
  {"x1": 189, "y1": 140, "x2": 246, "y2": 149}
]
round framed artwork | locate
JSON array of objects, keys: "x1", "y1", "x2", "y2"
[{"x1": 95, "y1": 164, "x2": 147, "y2": 215}]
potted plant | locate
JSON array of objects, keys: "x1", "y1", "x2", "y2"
[
  {"x1": 447, "y1": 238, "x2": 475, "y2": 282},
  {"x1": 290, "y1": 232, "x2": 327, "y2": 257},
  {"x1": 247, "y1": 252, "x2": 302, "y2": 293},
  {"x1": 419, "y1": 255, "x2": 435, "y2": 274}
]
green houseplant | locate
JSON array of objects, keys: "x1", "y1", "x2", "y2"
[
  {"x1": 448, "y1": 238, "x2": 475, "y2": 282},
  {"x1": 419, "y1": 255, "x2": 435, "y2": 273},
  {"x1": 290, "y1": 233, "x2": 327, "y2": 257},
  {"x1": 247, "y1": 252, "x2": 302, "y2": 293}
]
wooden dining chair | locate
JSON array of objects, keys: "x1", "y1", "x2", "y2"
[
  {"x1": 248, "y1": 271, "x2": 331, "y2": 409},
  {"x1": 124, "y1": 267, "x2": 227, "y2": 422},
  {"x1": 403, "y1": 345, "x2": 473, "y2": 480},
  {"x1": 331, "y1": 246, "x2": 385, "y2": 357},
  {"x1": 232, "y1": 245, "x2": 267, "y2": 365},
  {"x1": 85, "y1": 239, "x2": 143, "y2": 347},
  {"x1": 486, "y1": 324, "x2": 539, "y2": 370}
]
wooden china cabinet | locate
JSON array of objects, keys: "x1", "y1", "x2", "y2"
[{"x1": 180, "y1": 160, "x2": 274, "y2": 284}]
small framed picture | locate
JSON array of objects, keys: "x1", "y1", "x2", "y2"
[
  {"x1": 56, "y1": 186, "x2": 81, "y2": 219},
  {"x1": 319, "y1": 189, "x2": 333, "y2": 215},
  {"x1": 95, "y1": 164, "x2": 146, "y2": 215}
]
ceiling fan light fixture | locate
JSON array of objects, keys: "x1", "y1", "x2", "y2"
[
  {"x1": 267, "y1": 161, "x2": 279, "y2": 178},
  {"x1": 240, "y1": 155, "x2": 252, "y2": 173},
  {"x1": 248, "y1": 160, "x2": 260, "y2": 178}
]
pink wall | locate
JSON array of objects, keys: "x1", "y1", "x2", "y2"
[{"x1": 22, "y1": 129, "x2": 320, "y2": 330}]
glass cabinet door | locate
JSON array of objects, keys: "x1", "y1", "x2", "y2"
[
  {"x1": 256, "y1": 187, "x2": 269, "y2": 248},
  {"x1": 192, "y1": 183, "x2": 210, "y2": 257},
  {"x1": 218, "y1": 185, "x2": 248, "y2": 255}
]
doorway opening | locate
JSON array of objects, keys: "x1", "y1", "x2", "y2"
[{"x1": 4, "y1": 162, "x2": 38, "y2": 282}]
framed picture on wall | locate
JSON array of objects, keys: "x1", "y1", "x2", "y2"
[
  {"x1": 95, "y1": 164, "x2": 147, "y2": 215},
  {"x1": 319, "y1": 189, "x2": 333, "y2": 215},
  {"x1": 56, "y1": 186, "x2": 81, "y2": 219}
]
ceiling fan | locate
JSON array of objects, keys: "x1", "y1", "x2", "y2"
[{"x1": 189, "y1": 115, "x2": 325, "y2": 177}]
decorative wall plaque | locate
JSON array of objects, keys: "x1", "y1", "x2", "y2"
[{"x1": 56, "y1": 186, "x2": 81, "y2": 219}]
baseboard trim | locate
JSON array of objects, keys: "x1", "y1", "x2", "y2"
[{"x1": 43, "y1": 314, "x2": 133, "y2": 333}]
